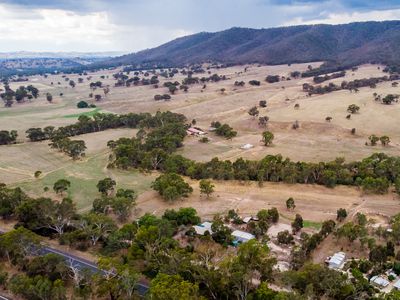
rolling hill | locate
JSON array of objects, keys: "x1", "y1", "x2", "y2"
[{"x1": 100, "y1": 21, "x2": 400, "y2": 68}]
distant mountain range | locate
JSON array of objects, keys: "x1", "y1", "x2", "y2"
[
  {"x1": 0, "y1": 51, "x2": 125, "y2": 60},
  {"x1": 0, "y1": 52, "x2": 126, "y2": 76},
  {"x1": 100, "y1": 21, "x2": 400, "y2": 68}
]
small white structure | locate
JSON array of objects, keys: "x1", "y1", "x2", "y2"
[
  {"x1": 232, "y1": 230, "x2": 255, "y2": 243},
  {"x1": 240, "y1": 143, "x2": 254, "y2": 150},
  {"x1": 328, "y1": 252, "x2": 346, "y2": 269},
  {"x1": 193, "y1": 221, "x2": 213, "y2": 235},
  {"x1": 370, "y1": 276, "x2": 390, "y2": 289},
  {"x1": 394, "y1": 279, "x2": 400, "y2": 290},
  {"x1": 243, "y1": 216, "x2": 253, "y2": 224},
  {"x1": 187, "y1": 127, "x2": 206, "y2": 136}
]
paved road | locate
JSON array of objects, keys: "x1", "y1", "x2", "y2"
[
  {"x1": 0, "y1": 295, "x2": 10, "y2": 300},
  {"x1": 0, "y1": 229, "x2": 149, "y2": 297}
]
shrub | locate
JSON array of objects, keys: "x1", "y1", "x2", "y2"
[
  {"x1": 77, "y1": 100, "x2": 89, "y2": 108},
  {"x1": 277, "y1": 230, "x2": 294, "y2": 244}
]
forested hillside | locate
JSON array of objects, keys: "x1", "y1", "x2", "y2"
[{"x1": 100, "y1": 21, "x2": 400, "y2": 68}]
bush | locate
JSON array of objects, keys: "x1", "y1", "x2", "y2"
[
  {"x1": 361, "y1": 177, "x2": 390, "y2": 194},
  {"x1": 249, "y1": 80, "x2": 261, "y2": 86},
  {"x1": 277, "y1": 230, "x2": 294, "y2": 244},
  {"x1": 77, "y1": 100, "x2": 89, "y2": 108},
  {"x1": 265, "y1": 75, "x2": 280, "y2": 83},
  {"x1": 152, "y1": 173, "x2": 193, "y2": 201}
]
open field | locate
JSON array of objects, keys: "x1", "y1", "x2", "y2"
[
  {"x1": 0, "y1": 128, "x2": 156, "y2": 211},
  {"x1": 1, "y1": 62, "x2": 400, "y2": 217},
  {"x1": 134, "y1": 179, "x2": 399, "y2": 222},
  {"x1": 2, "y1": 63, "x2": 400, "y2": 161}
]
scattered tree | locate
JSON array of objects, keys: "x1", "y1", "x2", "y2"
[
  {"x1": 262, "y1": 131, "x2": 274, "y2": 146},
  {"x1": 286, "y1": 197, "x2": 296, "y2": 210},
  {"x1": 199, "y1": 179, "x2": 215, "y2": 198}
]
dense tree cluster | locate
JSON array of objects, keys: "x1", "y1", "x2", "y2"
[
  {"x1": 303, "y1": 74, "x2": 400, "y2": 95},
  {"x1": 109, "y1": 114, "x2": 187, "y2": 170},
  {"x1": 25, "y1": 111, "x2": 187, "y2": 144},
  {"x1": 374, "y1": 93, "x2": 400, "y2": 105},
  {"x1": 265, "y1": 75, "x2": 280, "y2": 83},
  {"x1": 154, "y1": 94, "x2": 172, "y2": 101},
  {"x1": 1, "y1": 84, "x2": 39, "y2": 107},
  {"x1": 0, "y1": 130, "x2": 18, "y2": 145},
  {"x1": 111, "y1": 145, "x2": 400, "y2": 195},
  {"x1": 234, "y1": 80, "x2": 245, "y2": 86},
  {"x1": 313, "y1": 71, "x2": 346, "y2": 83},
  {"x1": 151, "y1": 173, "x2": 193, "y2": 202},
  {"x1": 50, "y1": 136, "x2": 86, "y2": 159},
  {"x1": 210, "y1": 121, "x2": 237, "y2": 139},
  {"x1": 249, "y1": 80, "x2": 261, "y2": 86},
  {"x1": 300, "y1": 62, "x2": 351, "y2": 78}
]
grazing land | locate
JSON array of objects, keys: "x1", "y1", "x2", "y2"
[{"x1": 1, "y1": 62, "x2": 399, "y2": 217}]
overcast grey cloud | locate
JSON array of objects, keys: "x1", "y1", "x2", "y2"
[{"x1": 0, "y1": 0, "x2": 399, "y2": 53}]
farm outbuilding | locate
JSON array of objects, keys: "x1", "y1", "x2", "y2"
[
  {"x1": 193, "y1": 221, "x2": 213, "y2": 235},
  {"x1": 232, "y1": 230, "x2": 255, "y2": 243},
  {"x1": 370, "y1": 276, "x2": 389, "y2": 289},
  {"x1": 394, "y1": 279, "x2": 400, "y2": 290},
  {"x1": 327, "y1": 252, "x2": 346, "y2": 269}
]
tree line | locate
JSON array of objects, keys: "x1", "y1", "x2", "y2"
[
  {"x1": 303, "y1": 74, "x2": 400, "y2": 95},
  {"x1": 25, "y1": 111, "x2": 187, "y2": 143},
  {"x1": 313, "y1": 71, "x2": 346, "y2": 84},
  {"x1": 111, "y1": 131, "x2": 400, "y2": 195}
]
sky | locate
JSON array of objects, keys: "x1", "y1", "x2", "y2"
[{"x1": 0, "y1": 0, "x2": 399, "y2": 53}]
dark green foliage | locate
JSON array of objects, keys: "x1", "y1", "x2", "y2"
[
  {"x1": 0, "y1": 185, "x2": 27, "y2": 219},
  {"x1": 361, "y1": 177, "x2": 390, "y2": 194},
  {"x1": 284, "y1": 264, "x2": 356, "y2": 299},
  {"x1": 286, "y1": 197, "x2": 295, "y2": 210},
  {"x1": 292, "y1": 214, "x2": 303, "y2": 233},
  {"x1": 96, "y1": 177, "x2": 116, "y2": 195},
  {"x1": 162, "y1": 207, "x2": 200, "y2": 225},
  {"x1": 277, "y1": 230, "x2": 294, "y2": 244},
  {"x1": 336, "y1": 208, "x2": 347, "y2": 222},
  {"x1": 0, "y1": 84, "x2": 39, "y2": 106},
  {"x1": 313, "y1": 71, "x2": 346, "y2": 83},
  {"x1": 9, "y1": 274, "x2": 66, "y2": 300},
  {"x1": 152, "y1": 173, "x2": 193, "y2": 201},
  {"x1": 212, "y1": 121, "x2": 237, "y2": 139},
  {"x1": 50, "y1": 137, "x2": 86, "y2": 159},
  {"x1": 53, "y1": 179, "x2": 71, "y2": 194},
  {"x1": 0, "y1": 130, "x2": 18, "y2": 145},
  {"x1": 211, "y1": 215, "x2": 233, "y2": 246},
  {"x1": 149, "y1": 273, "x2": 201, "y2": 300},
  {"x1": 382, "y1": 94, "x2": 399, "y2": 105},
  {"x1": 249, "y1": 80, "x2": 260, "y2": 86},
  {"x1": 265, "y1": 75, "x2": 280, "y2": 83},
  {"x1": 304, "y1": 75, "x2": 400, "y2": 95},
  {"x1": 77, "y1": 100, "x2": 89, "y2": 108},
  {"x1": 369, "y1": 245, "x2": 388, "y2": 264},
  {"x1": 25, "y1": 254, "x2": 68, "y2": 281}
]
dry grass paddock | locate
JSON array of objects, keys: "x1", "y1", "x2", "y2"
[{"x1": 0, "y1": 62, "x2": 399, "y2": 217}]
